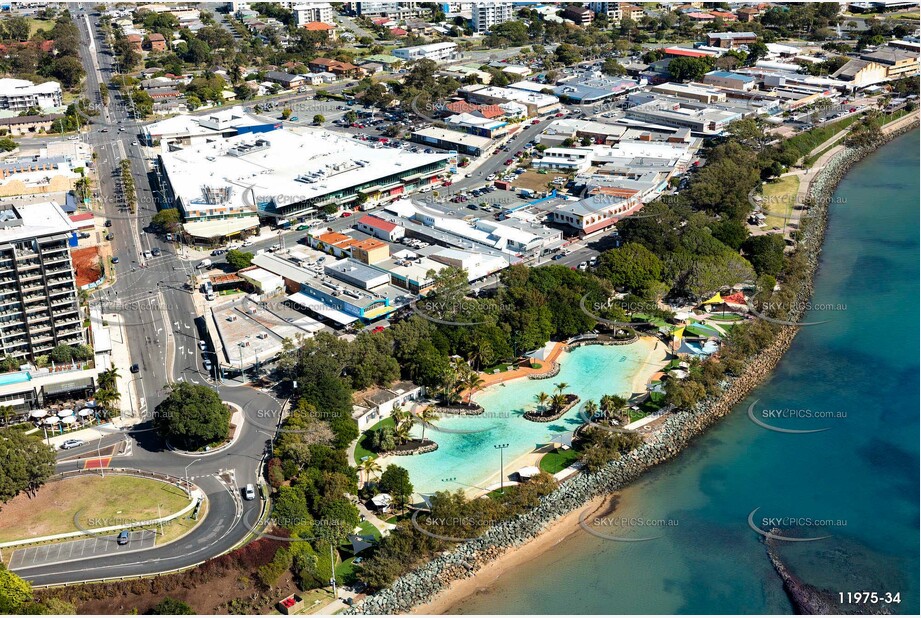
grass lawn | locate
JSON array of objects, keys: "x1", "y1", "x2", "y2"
[
  {"x1": 292, "y1": 588, "x2": 334, "y2": 615},
  {"x1": 156, "y1": 496, "x2": 208, "y2": 546},
  {"x1": 760, "y1": 174, "x2": 800, "y2": 229},
  {"x1": 483, "y1": 362, "x2": 514, "y2": 374},
  {"x1": 539, "y1": 448, "x2": 580, "y2": 474},
  {"x1": 27, "y1": 17, "x2": 54, "y2": 37},
  {"x1": 354, "y1": 417, "x2": 395, "y2": 464},
  {"x1": 355, "y1": 519, "x2": 381, "y2": 541},
  {"x1": 0, "y1": 475, "x2": 190, "y2": 543}
]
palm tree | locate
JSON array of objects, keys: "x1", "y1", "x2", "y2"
[
  {"x1": 550, "y1": 393, "x2": 567, "y2": 415},
  {"x1": 394, "y1": 420, "x2": 413, "y2": 445},
  {"x1": 415, "y1": 407, "x2": 439, "y2": 443},
  {"x1": 359, "y1": 457, "x2": 382, "y2": 485},
  {"x1": 600, "y1": 394, "x2": 628, "y2": 424},
  {"x1": 583, "y1": 399, "x2": 598, "y2": 421},
  {"x1": 391, "y1": 405, "x2": 410, "y2": 426},
  {"x1": 554, "y1": 381, "x2": 569, "y2": 396},
  {"x1": 94, "y1": 387, "x2": 120, "y2": 418},
  {"x1": 0, "y1": 404, "x2": 14, "y2": 427},
  {"x1": 461, "y1": 373, "x2": 485, "y2": 403},
  {"x1": 534, "y1": 391, "x2": 549, "y2": 414},
  {"x1": 98, "y1": 364, "x2": 120, "y2": 391}
]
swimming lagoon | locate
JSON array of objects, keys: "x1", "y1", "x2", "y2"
[{"x1": 382, "y1": 340, "x2": 664, "y2": 495}]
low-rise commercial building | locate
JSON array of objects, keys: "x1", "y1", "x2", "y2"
[
  {"x1": 356, "y1": 214, "x2": 406, "y2": 242},
  {"x1": 562, "y1": 5, "x2": 594, "y2": 25},
  {"x1": 0, "y1": 114, "x2": 63, "y2": 137},
  {"x1": 701, "y1": 70, "x2": 758, "y2": 91},
  {"x1": 461, "y1": 84, "x2": 561, "y2": 117},
  {"x1": 624, "y1": 93, "x2": 742, "y2": 136},
  {"x1": 411, "y1": 126, "x2": 492, "y2": 156},
  {"x1": 706, "y1": 31, "x2": 758, "y2": 48},
  {"x1": 144, "y1": 105, "x2": 278, "y2": 145},
  {"x1": 157, "y1": 129, "x2": 452, "y2": 240}
]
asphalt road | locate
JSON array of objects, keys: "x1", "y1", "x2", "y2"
[{"x1": 14, "y1": 8, "x2": 283, "y2": 587}]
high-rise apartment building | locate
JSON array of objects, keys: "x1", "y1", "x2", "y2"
[
  {"x1": 472, "y1": 2, "x2": 514, "y2": 34},
  {"x1": 0, "y1": 202, "x2": 83, "y2": 361}
]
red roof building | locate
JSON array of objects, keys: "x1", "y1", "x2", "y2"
[{"x1": 663, "y1": 47, "x2": 713, "y2": 58}]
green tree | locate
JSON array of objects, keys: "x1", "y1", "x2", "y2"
[
  {"x1": 742, "y1": 234, "x2": 785, "y2": 277},
  {"x1": 601, "y1": 58, "x2": 626, "y2": 76},
  {"x1": 0, "y1": 428, "x2": 56, "y2": 503},
  {"x1": 597, "y1": 243, "x2": 663, "y2": 292},
  {"x1": 149, "y1": 597, "x2": 194, "y2": 614},
  {"x1": 0, "y1": 138, "x2": 18, "y2": 152},
  {"x1": 151, "y1": 208, "x2": 181, "y2": 234},
  {"x1": 312, "y1": 114, "x2": 325, "y2": 125},
  {"x1": 154, "y1": 382, "x2": 230, "y2": 450},
  {"x1": 225, "y1": 249, "x2": 253, "y2": 270},
  {"x1": 0, "y1": 565, "x2": 32, "y2": 614},
  {"x1": 379, "y1": 464, "x2": 413, "y2": 511}
]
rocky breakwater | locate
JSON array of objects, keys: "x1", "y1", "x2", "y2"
[{"x1": 346, "y1": 120, "x2": 918, "y2": 616}]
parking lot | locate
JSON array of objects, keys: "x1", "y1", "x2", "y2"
[{"x1": 9, "y1": 530, "x2": 157, "y2": 570}]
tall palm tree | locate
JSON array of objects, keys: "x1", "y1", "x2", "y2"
[
  {"x1": 0, "y1": 405, "x2": 14, "y2": 427},
  {"x1": 554, "y1": 382, "x2": 569, "y2": 396},
  {"x1": 94, "y1": 387, "x2": 120, "y2": 417},
  {"x1": 583, "y1": 399, "x2": 598, "y2": 421},
  {"x1": 391, "y1": 405, "x2": 410, "y2": 426},
  {"x1": 359, "y1": 457, "x2": 382, "y2": 485},
  {"x1": 415, "y1": 407, "x2": 439, "y2": 443},
  {"x1": 394, "y1": 420, "x2": 413, "y2": 445},
  {"x1": 98, "y1": 364, "x2": 120, "y2": 391},
  {"x1": 550, "y1": 393, "x2": 567, "y2": 414},
  {"x1": 600, "y1": 394, "x2": 628, "y2": 423},
  {"x1": 461, "y1": 373, "x2": 485, "y2": 403},
  {"x1": 534, "y1": 391, "x2": 549, "y2": 414}
]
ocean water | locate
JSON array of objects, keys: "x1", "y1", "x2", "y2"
[
  {"x1": 447, "y1": 130, "x2": 920, "y2": 615},
  {"x1": 384, "y1": 342, "x2": 656, "y2": 495}
]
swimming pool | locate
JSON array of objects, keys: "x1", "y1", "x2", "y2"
[
  {"x1": 382, "y1": 342, "x2": 657, "y2": 496},
  {"x1": 0, "y1": 371, "x2": 31, "y2": 386}
]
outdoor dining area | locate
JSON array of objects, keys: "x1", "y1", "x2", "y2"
[{"x1": 27, "y1": 401, "x2": 108, "y2": 436}]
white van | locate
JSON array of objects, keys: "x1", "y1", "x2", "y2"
[{"x1": 196, "y1": 259, "x2": 212, "y2": 269}]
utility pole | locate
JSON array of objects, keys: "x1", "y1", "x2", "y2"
[
  {"x1": 329, "y1": 542, "x2": 338, "y2": 599},
  {"x1": 494, "y1": 443, "x2": 509, "y2": 494}
]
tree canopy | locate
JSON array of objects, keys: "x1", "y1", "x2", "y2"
[{"x1": 154, "y1": 383, "x2": 230, "y2": 450}]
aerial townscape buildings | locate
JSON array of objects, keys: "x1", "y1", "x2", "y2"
[{"x1": 0, "y1": 1, "x2": 917, "y2": 616}]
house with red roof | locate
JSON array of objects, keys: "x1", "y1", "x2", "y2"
[
  {"x1": 389, "y1": 27, "x2": 408, "y2": 37},
  {"x1": 356, "y1": 215, "x2": 405, "y2": 242},
  {"x1": 304, "y1": 21, "x2": 337, "y2": 39}
]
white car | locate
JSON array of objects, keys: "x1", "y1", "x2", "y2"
[
  {"x1": 242, "y1": 240, "x2": 254, "y2": 247},
  {"x1": 198, "y1": 340, "x2": 207, "y2": 351}
]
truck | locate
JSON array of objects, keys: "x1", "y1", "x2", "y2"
[
  {"x1": 519, "y1": 188, "x2": 534, "y2": 198},
  {"x1": 494, "y1": 180, "x2": 512, "y2": 190},
  {"x1": 196, "y1": 259, "x2": 212, "y2": 269}
]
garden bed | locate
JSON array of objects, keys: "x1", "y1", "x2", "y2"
[{"x1": 523, "y1": 394, "x2": 580, "y2": 422}]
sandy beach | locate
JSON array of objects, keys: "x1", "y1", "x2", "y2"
[{"x1": 411, "y1": 493, "x2": 618, "y2": 615}]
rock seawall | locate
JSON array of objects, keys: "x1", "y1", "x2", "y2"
[{"x1": 346, "y1": 118, "x2": 919, "y2": 616}]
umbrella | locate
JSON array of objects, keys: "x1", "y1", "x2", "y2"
[
  {"x1": 43, "y1": 416, "x2": 60, "y2": 425},
  {"x1": 60, "y1": 416, "x2": 77, "y2": 424},
  {"x1": 77, "y1": 408, "x2": 94, "y2": 417},
  {"x1": 60, "y1": 409, "x2": 74, "y2": 417},
  {"x1": 30, "y1": 409, "x2": 48, "y2": 418}
]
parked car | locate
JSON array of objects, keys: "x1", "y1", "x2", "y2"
[
  {"x1": 104, "y1": 219, "x2": 112, "y2": 227},
  {"x1": 117, "y1": 531, "x2": 129, "y2": 545},
  {"x1": 151, "y1": 247, "x2": 161, "y2": 257},
  {"x1": 243, "y1": 484, "x2": 256, "y2": 500},
  {"x1": 111, "y1": 256, "x2": 119, "y2": 264},
  {"x1": 130, "y1": 363, "x2": 139, "y2": 373},
  {"x1": 60, "y1": 439, "x2": 85, "y2": 450}
]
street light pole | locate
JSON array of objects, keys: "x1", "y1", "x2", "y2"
[
  {"x1": 184, "y1": 458, "x2": 202, "y2": 498},
  {"x1": 494, "y1": 443, "x2": 509, "y2": 494}
]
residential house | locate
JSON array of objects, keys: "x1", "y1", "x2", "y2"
[
  {"x1": 562, "y1": 5, "x2": 594, "y2": 25},
  {"x1": 264, "y1": 71, "x2": 306, "y2": 89},
  {"x1": 148, "y1": 32, "x2": 167, "y2": 51}
]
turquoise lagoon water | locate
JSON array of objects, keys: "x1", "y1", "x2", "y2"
[
  {"x1": 387, "y1": 342, "x2": 659, "y2": 495},
  {"x1": 447, "y1": 132, "x2": 920, "y2": 614}
]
